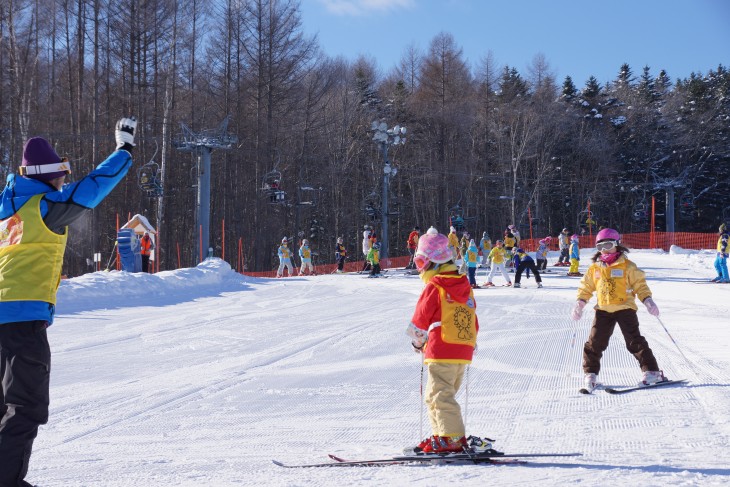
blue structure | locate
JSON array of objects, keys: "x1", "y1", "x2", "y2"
[{"x1": 117, "y1": 228, "x2": 142, "y2": 272}]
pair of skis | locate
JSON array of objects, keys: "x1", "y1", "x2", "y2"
[
  {"x1": 273, "y1": 451, "x2": 582, "y2": 468},
  {"x1": 580, "y1": 379, "x2": 687, "y2": 395}
]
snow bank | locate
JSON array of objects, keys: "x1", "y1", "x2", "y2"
[{"x1": 56, "y1": 258, "x2": 255, "y2": 314}]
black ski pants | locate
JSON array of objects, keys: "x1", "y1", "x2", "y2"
[
  {"x1": 0, "y1": 320, "x2": 51, "y2": 487},
  {"x1": 141, "y1": 254, "x2": 151, "y2": 272},
  {"x1": 514, "y1": 261, "x2": 542, "y2": 284}
]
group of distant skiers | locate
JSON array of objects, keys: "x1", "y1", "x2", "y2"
[
  {"x1": 275, "y1": 237, "x2": 317, "y2": 278},
  {"x1": 272, "y1": 223, "x2": 585, "y2": 285}
]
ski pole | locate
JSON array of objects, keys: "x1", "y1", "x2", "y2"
[
  {"x1": 654, "y1": 316, "x2": 700, "y2": 378},
  {"x1": 419, "y1": 358, "x2": 424, "y2": 442},
  {"x1": 464, "y1": 364, "x2": 470, "y2": 432},
  {"x1": 104, "y1": 241, "x2": 118, "y2": 270}
]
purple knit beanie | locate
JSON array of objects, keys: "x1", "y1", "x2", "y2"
[{"x1": 21, "y1": 137, "x2": 69, "y2": 182}]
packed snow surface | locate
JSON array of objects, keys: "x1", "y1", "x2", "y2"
[{"x1": 28, "y1": 249, "x2": 730, "y2": 485}]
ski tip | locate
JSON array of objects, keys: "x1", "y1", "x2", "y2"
[
  {"x1": 578, "y1": 388, "x2": 593, "y2": 395},
  {"x1": 272, "y1": 460, "x2": 286, "y2": 467}
]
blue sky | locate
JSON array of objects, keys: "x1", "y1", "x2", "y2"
[{"x1": 300, "y1": 0, "x2": 730, "y2": 86}]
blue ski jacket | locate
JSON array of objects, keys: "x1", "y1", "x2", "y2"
[{"x1": 0, "y1": 150, "x2": 133, "y2": 325}]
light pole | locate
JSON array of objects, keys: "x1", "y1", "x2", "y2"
[{"x1": 371, "y1": 121, "x2": 406, "y2": 260}]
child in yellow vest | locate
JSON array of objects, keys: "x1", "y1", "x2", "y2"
[
  {"x1": 482, "y1": 241, "x2": 512, "y2": 287},
  {"x1": 406, "y1": 227, "x2": 492, "y2": 454},
  {"x1": 570, "y1": 228, "x2": 667, "y2": 392},
  {"x1": 567, "y1": 234, "x2": 582, "y2": 276},
  {"x1": 298, "y1": 239, "x2": 314, "y2": 275}
]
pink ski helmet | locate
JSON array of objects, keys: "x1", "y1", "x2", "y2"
[
  {"x1": 414, "y1": 227, "x2": 452, "y2": 271},
  {"x1": 571, "y1": 234, "x2": 579, "y2": 241},
  {"x1": 595, "y1": 228, "x2": 620, "y2": 243}
]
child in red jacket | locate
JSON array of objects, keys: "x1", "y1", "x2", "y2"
[{"x1": 405, "y1": 227, "x2": 482, "y2": 454}]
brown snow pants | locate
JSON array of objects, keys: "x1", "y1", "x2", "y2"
[
  {"x1": 425, "y1": 363, "x2": 466, "y2": 438},
  {"x1": 583, "y1": 308, "x2": 659, "y2": 375}
]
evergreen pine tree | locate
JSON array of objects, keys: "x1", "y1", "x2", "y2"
[
  {"x1": 615, "y1": 62, "x2": 634, "y2": 89},
  {"x1": 637, "y1": 65, "x2": 656, "y2": 102},
  {"x1": 582, "y1": 76, "x2": 601, "y2": 99},
  {"x1": 561, "y1": 76, "x2": 577, "y2": 100},
  {"x1": 654, "y1": 69, "x2": 672, "y2": 97},
  {"x1": 498, "y1": 66, "x2": 529, "y2": 102}
]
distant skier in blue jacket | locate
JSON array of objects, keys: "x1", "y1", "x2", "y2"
[{"x1": 0, "y1": 117, "x2": 137, "y2": 487}]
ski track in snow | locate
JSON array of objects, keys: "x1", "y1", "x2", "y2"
[{"x1": 25, "y1": 252, "x2": 730, "y2": 486}]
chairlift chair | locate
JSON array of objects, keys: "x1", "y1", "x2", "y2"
[
  {"x1": 632, "y1": 202, "x2": 648, "y2": 221},
  {"x1": 361, "y1": 191, "x2": 381, "y2": 221},
  {"x1": 578, "y1": 209, "x2": 597, "y2": 234},
  {"x1": 261, "y1": 169, "x2": 286, "y2": 204},
  {"x1": 296, "y1": 185, "x2": 318, "y2": 206},
  {"x1": 723, "y1": 206, "x2": 730, "y2": 223},
  {"x1": 137, "y1": 162, "x2": 163, "y2": 198},
  {"x1": 679, "y1": 191, "x2": 695, "y2": 219}
]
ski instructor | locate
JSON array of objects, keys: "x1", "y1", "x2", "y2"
[{"x1": 0, "y1": 117, "x2": 137, "y2": 487}]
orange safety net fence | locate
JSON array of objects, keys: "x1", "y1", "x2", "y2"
[{"x1": 242, "y1": 232, "x2": 719, "y2": 278}]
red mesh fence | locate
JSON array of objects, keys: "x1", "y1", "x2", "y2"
[
  {"x1": 242, "y1": 232, "x2": 718, "y2": 278},
  {"x1": 517, "y1": 232, "x2": 717, "y2": 253}
]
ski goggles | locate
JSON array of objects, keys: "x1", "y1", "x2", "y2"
[
  {"x1": 19, "y1": 158, "x2": 72, "y2": 176},
  {"x1": 596, "y1": 240, "x2": 618, "y2": 251}
]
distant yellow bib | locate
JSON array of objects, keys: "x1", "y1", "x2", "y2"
[
  {"x1": 490, "y1": 247, "x2": 506, "y2": 264},
  {"x1": 0, "y1": 194, "x2": 68, "y2": 303},
  {"x1": 432, "y1": 279, "x2": 477, "y2": 347}
]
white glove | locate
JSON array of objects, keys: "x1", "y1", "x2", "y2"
[
  {"x1": 406, "y1": 323, "x2": 427, "y2": 351},
  {"x1": 115, "y1": 117, "x2": 137, "y2": 149},
  {"x1": 644, "y1": 297, "x2": 660, "y2": 317},
  {"x1": 571, "y1": 300, "x2": 587, "y2": 321}
]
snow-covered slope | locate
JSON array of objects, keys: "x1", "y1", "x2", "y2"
[{"x1": 27, "y1": 251, "x2": 730, "y2": 486}]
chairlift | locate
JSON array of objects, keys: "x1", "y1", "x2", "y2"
[
  {"x1": 261, "y1": 169, "x2": 286, "y2": 204},
  {"x1": 578, "y1": 209, "x2": 597, "y2": 235},
  {"x1": 448, "y1": 203, "x2": 476, "y2": 232},
  {"x1": 137, "y1": 141, "x2": 163, "y2": 198},
  {"x1": 723, "y1": 206, "x2": 730, "y2": 222},
  {"x1": 679, "y1": 191, "x2": 695, "y2": 219},
  {"x1": 361, "y1": 191, "x2": 381, "y2": 221},
  {"x1": 296, "y1": 185, "x2": 319, "y2": 207},
  {"x1": 137, "y1": 161, "x2": 163, "y2": 198},
  {"x1": 632, "y1": 202, "x2": 648, "y2": 221}
]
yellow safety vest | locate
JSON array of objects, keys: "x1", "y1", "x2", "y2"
[
  {"x1": 431, "y1": 281, "x2": 477, "y2": 348},
  {"x1": 0, "y1": 194, "x2": 68, "y2": 303}
]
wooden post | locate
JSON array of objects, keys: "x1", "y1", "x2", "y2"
[{"x1": 650, "y1": 196, "x2": 656, "y2": 248}]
